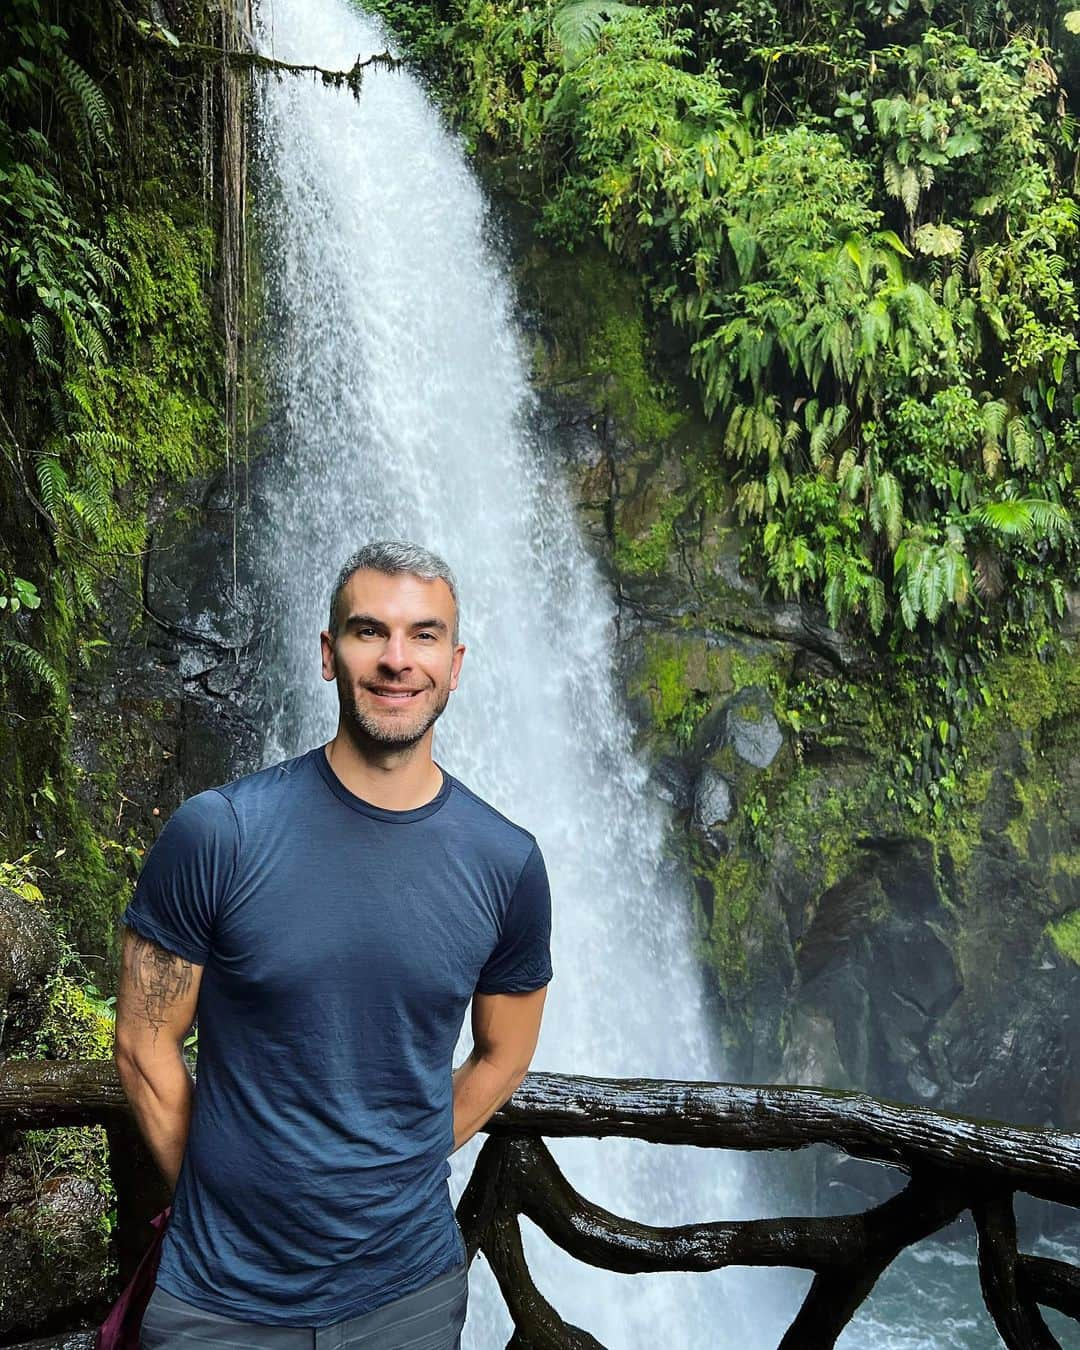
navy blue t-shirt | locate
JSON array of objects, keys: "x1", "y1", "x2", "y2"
[{"x1": 119, "y1": 745, "x2": 552, "y2": 1325}]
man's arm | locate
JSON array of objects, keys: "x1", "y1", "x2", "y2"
[
  {"x1": 451, "y1": 986, "x2": 547, "y2": 1153},
  {"x1": 113, "y1": 925, "x2": 204, "y2": 1191}
]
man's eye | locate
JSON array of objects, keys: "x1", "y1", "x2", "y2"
[{"x1": 416, "y1": 632, "x2": 436, "y2": 641}]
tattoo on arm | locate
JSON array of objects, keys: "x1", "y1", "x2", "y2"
[{"x1": 122, "y1": 932, "x2": 195, "y2": 1043}]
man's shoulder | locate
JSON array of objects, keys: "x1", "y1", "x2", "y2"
[
  {"x1": 180, "y1": 750, "x2": 314, "y2": 845},
  {"x1": 443, "y1": 773, "x2": 538, "y2": 858},
  {"x1": 210, "y1": 748, "x2": 313, "y2": 806}
]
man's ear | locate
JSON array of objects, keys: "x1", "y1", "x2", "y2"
[
  {"x1": 449, "y1": 643, "x2": 466, "y2": 691},
  {"x1": 319, "y1": 629, "x2": 336, "y2": 683}
]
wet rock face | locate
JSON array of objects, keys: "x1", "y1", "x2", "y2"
[
  {"x1": 784, "y1": 839, "x2": 964, "y2": 1106},
  {"x1": 69, "y1": 467, "x2": 269, "y2": 961},
  {"x1": 0, "y1": 888, "x2": 59, "y2": 1060},
  {"x1": 519, "y1": 246, "x2": 1080, "y2": 1131},
  {"x1": 722, "y1": 690, "x2": 783, "y2": 770},
  {"x1": 693, "y1": 768, "x2": 733, "y2": 844},
  {"x1": 0, "y1": 1173, "x2": 110, "y2": 1340}
]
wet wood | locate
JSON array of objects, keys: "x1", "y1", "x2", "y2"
[
  {"x1": 495, "y1": 1072, "x2": 1080, "y2": 1208},
  {"x1": 4, "y1": 1062, "x2": 1078, "y2": 1346},
  {"x1": 0, "y1": 1059, "x2": 128, "y2": 1123},
  {"x1": 1019, "y1": 1255, "x2": 1080, "y2": 1320},
  {"x1": 973, "y1": 1191, "x2": 1060, "y2": 1350}
]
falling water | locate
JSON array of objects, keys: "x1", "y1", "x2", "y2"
[
  {"x1": 248, "y1": 0, "x2": 792, "y2": 1343},
  {"x1": 243, "y1": 2, "x2": 1018, "y2": 1347}
]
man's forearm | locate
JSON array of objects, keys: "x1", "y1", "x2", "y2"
[
  {"x1": 450, "y1": 1049, "x2": 524, "y2": 1154},
  {"x1": 115, "y1": 1048, "x2": 196, "y2": 1191}
]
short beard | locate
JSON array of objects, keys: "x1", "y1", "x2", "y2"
[{"x1": 336, "y1": 674, "x2": 451, "y2": 751}]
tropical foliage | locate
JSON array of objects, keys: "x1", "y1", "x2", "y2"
[
  {"x1": 1, "y1": 1, "x2": 225, "y2": 717},
  {"x1": 372, "y1": 0, "x2": 1080, "y2": 812},
  {"x1": 1, "y1": 2, "x2": 233, "y2": 951}
]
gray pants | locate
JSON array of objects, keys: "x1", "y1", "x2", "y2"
[{"x1": 139, "y1": 1263, "x2": 469, "y2": 1350}]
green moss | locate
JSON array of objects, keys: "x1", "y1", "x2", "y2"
[
  {"x1": 729, "y1": 649, "x2": 782, "y2": 693},
  {"x1": 34, "y1": 974, "x2": 115, "y2": 1062},
  {"x1": 970, "y1": 649, "x2": 1080, "y2": 747},
  {"x1": 776, "y1": 765, "x2": 885, "y2": 891},
  {"x1": 613, "y1": 492, "x2": 685, "y2": 576},
  {"x1": 524, "y1": 245, "x2": 686, "y2": 446},
  {"x1": 1046, "y1": 909, "x2": 1080, "y2": 965},
  {"x1": 689, "y1": 847, "x2": 760, "y2": 998},
  {"x1": 7, "y1": 946, "x2": 118, "y2": 1230},
  {"x1": 629, "y1": 633, "x2": 733, "y2": 746},
  {"x1": 1004, "y1": 768, "x2": 1055, "y2": 857},
  {"x1": 583, "y1": 287, "x2": 684, "y2": 444},
  {"x1": 1052, "y1": 850, "x2": 1080, "y2": 877}
]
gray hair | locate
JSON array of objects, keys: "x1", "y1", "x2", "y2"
[{"x1": 328, "y1": 541, "x2": 460, "y2": 644}]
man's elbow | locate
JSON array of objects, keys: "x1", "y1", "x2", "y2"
[
  {"x1": 113, "y1": 1034, "x2": 148, "y2": 1092},
  {"x1": 112, "y1": 1027, "x2": 187, "y2": 1093}
]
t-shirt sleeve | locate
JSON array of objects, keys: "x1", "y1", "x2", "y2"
[
  {"x1": 475, "y1": 840, "x2": 553, "y2": 995},
  {"x1": 119, "y1": 789, "x2": 240, "y2": 966}
]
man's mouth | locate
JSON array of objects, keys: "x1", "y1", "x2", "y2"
[{"x1": 366, "y1": 686, "x2": 423, "y2": 702}]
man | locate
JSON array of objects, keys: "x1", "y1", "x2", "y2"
[{"x1": 114, "y1": 540, "x2": 553, "y2": 1349}]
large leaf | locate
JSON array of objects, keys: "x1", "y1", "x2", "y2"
[
  {"x1": 551, "y1": 1, "x2": 636, "y2": 66},
  {"x1": 913, "y1": 222, "x2": 963, "y2": 256}
]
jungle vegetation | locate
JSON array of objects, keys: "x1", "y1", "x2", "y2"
[
  {"x1": 0, "y1": 0, "x2": 238, "y2": 1028},
  {"x1": 368, "y1": 0, "x2": 1080, "y2": 815}
]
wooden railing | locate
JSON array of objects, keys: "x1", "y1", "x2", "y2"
[{"x1": 3, "y1": 1062, "x2": 1079, "y2": 1347}]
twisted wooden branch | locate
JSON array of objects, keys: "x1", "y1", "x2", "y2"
[
  {"x1": 494, "y1": 1072, "x2": 1080, "y2": 1208},
  {"x1": 4, "y1": 1063, "x2": 1077, "y2": 1347}
]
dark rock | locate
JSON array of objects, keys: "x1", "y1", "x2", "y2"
[
  {"x1": 0, "y1": 1176, "x2": 110, "y2": 1340},
  {"x1": 0, "y1": 889, "x2": 59, "y2": 1059},
  {"x1": 145, "y1": 518, "x2": 257, "y2": 653},
  {"x1": 1062, "y1": 588, "x2": 1080, "y2": 636},
  {"x1": 788, "y1": 840, "x2": 965, "y2": 1105},
  {"x1": 693, "y1": 767, "x2": 734, "y2": 842},
  {"x1": 650, "y1": 755, "x2": 694, "y2": 811},
  {"x1": 3, "y1": 1333, "x2": 95, "y2": 1350},
  {"x1": 724, "y1": 688, "x2": 783, "y2": 770}
]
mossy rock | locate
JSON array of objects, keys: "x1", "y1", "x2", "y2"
[
  {"x1": 1046, "y1": 908, "x2": 1080, "y2": 965},
  {"x1": 626, "y1": 631, "x2": 736, "y2": 753},
  {"x1": 517, "y1": 242, "x2": 688, "y2": 448},
  {"x1": 0, "y1": 888, "x2": 60, "y2": 1057},
  {"x1": 0, "y1": 1177, "x2": 111, "y2": 1339}
]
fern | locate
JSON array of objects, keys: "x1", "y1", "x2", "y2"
[
  {"x1": 550, "y1": 1, "x2": 635, "y2": 67},
  {"x1": 30, "y1": 313, "x2": 54, "y2": 369},
  {"x1": 56, "y1": 53, "x2": 113, "y2": 163},
  {"x1": 72, "y1": 564, "x2": 100, "y2": 612},
  {"x1": 35, "y1": 456, "x2": 70, "y2": 517},
  {"x1": 873, "y1": 471, "x2": 904, "y2": 549},
  {"x1": 1, "y1": 640, "x2": 65, "y2": 702},
  {"x1": 1004, "y1": 416, "x2": 1035, "y2": 470},
  {"x1": 73, "y1": 429, "x2": 136, "y2": 459},
  {"x1": 972, "y1": 498, "x2": 1074, "y2": 542}
]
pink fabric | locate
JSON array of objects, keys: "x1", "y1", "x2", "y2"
[{"x1": 95, "y1": 1206, "x2": 171, "y2": 1350}]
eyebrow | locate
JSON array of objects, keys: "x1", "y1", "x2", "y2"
[{"x1": 344, "y1": 613, "x2": 449, "y2": 634}]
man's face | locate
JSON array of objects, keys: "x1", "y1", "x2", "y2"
[{"x1": 320, "y1": 569, "x2": 465, "y2": 751}]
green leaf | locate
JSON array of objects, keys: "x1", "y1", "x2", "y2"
[
  {"x1": 913, "y1": 222, "x2": 963, "y2": 256},
  {"x1": 877, "y1": 228, "x2": 913, "y2": 258}
]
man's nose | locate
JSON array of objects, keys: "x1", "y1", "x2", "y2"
[{"x1": 378, "y1": 632, "x2": 410, "y2": 670}]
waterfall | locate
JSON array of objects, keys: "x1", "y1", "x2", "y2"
[{"x1": 248, "y1": 0, "x2": 798, "y2": 1343}]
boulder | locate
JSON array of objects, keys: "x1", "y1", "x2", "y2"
[
  {"x1": 0, "y1": 888, "x2": 59, "y2": 1060},
  {"x1": 693, "y1": 767, "x2": 734, "y2": 845},
  {"x1": 0, "y1": 1175, "x2": 110, "y2": 1339},
  {"x1": 724, "y1": 689, "x2": 783, "y2": 770}
]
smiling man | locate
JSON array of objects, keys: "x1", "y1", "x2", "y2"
[{"x1": 113, "y1": 540, "x2": 553, "y2": 1349}]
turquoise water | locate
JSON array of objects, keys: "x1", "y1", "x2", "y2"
[{"x1": 841, "y1": 1223, "x2": 1079, "y2": 1349}]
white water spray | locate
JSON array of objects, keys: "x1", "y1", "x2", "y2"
[{"x1": 250, "y1": 1, "x2": 800, "y2": 1344}]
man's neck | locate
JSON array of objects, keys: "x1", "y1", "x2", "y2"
[{"x1": 322, "y1": 732, "x2": 444, "y2": 812}]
